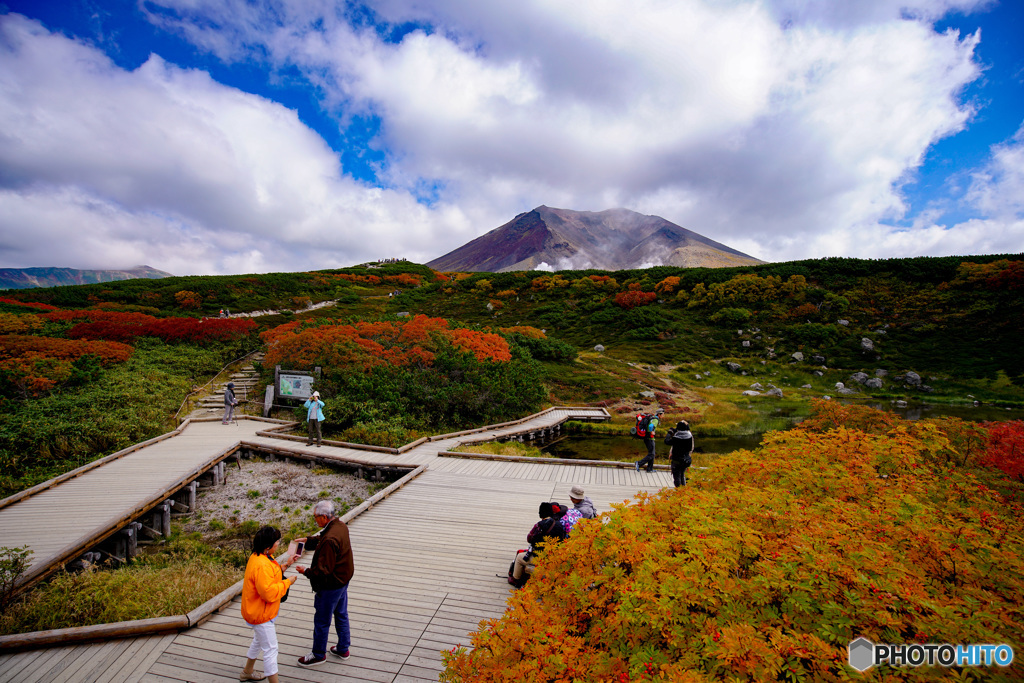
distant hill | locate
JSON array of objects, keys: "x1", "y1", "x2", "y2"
[
  {"x1": 428, "y1": 206, "x2": 762, "y2": 272},
  {"x1": 0, "y1": 265, "x2": 173, "y2": 290}
]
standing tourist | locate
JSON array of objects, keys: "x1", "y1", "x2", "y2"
[
  {"x1": 296, "y1": 500, "x2": 355, "y2": 666},
  {"x1": 635, "y1": 408, "x2": 664, "y2": 472},
  {"x1": 665, "y1": 420, "x2": 695, "y2": 487},
  {"x1": 223, "y1": 382, "x2": 238, "y2": 424},
  {"x1": 240, "y1": 526, "x2": 298, "y2": 682},
  {"x1": 304, "y1": 391, "x2": 325, "y2": 447}
]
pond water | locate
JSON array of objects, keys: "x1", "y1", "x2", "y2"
[{"x1": 542, "y1": 402, "x2": 1024, "y2": 462}]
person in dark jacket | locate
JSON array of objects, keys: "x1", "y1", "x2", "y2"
[
  {"x1": 509, "y1": 502, "x2": 566, "y2": 587},
  {"x1": 222, "y1": 382, "x2": 238, "y2": 424},
  {"x1": 295, "y1": 500, "x2": 354, "y2": 666},
  {"x1": 665, "y1": 420, "x2": 695, "y2": 487}
]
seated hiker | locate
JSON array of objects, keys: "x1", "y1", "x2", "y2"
[
  {"x1": 569, "y1": 484, "x2": 597, "y2": 519},
  {"x1": 508, "y1": 502, "x2": 566, "y2": 588}
]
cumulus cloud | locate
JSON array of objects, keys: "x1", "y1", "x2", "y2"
[
  {"x1": 1, "y1": 1, "x2": 1016, "y2": 273},
  {"x1": 968, "y1": 122, "x2": 1024, "y2": 219},
  {"x1": 0, "y1": 12, "x2": 474, "y2": 273},
  {"x1": 141, "y1": 0, "x2": 993, "y2": 259}
]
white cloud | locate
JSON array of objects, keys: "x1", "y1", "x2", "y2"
[
  {"x1": 0, "y1": 12, "x2": 480, "y2": 272},
  {"x1": 1, "y1": 1, "x2": 1016, "y2": 274},
  {"x1": 145, "y1": 0, "x2": 989, "y2": 258},
  {"x1": 968, "y1": 122, "x2": 1024, "y2": 219}
]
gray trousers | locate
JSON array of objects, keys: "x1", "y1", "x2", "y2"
[{"x1": 307, "y1": 419, "x2": 322, "y2": 445}]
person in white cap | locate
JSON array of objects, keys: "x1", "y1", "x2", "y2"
[
  {"x1": 568, "y1": 485, "x2": 597, "y2": 519},
  {"x1": 303, "y1": 391, "x2": 326, "y2": 447}
]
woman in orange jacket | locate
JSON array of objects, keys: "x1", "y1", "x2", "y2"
[{"x1": 240, "y1": 526, "x2": 299, "y2": 682}]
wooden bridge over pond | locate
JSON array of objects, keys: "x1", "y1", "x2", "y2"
[{"x1": 0, "y1": 408, "x2": 673, "y2": 683}]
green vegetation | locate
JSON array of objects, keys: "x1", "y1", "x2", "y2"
[
  {"x1": 4, "y1": 255, "x2": 1023, "y2": 498},
  {"x1": 0, "y1": 536, "x2": 241, "y2": 635},
  {"x1": 0, "y1": 339, "x2": 251, "y2": 498}
]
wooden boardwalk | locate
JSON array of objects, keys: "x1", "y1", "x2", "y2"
[{"x1": 0, "y1": 410, "x2": 672, "y2": 682}]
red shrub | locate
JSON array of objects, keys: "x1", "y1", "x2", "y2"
[
  {"x1": 614, "y1": 290, "x2": 657, "y2": 310},
  {"x1": 980, "y1": 420, "x2": 1024, "y2": 482},
  {"x1": 0, "y1": 298, "x2": 58, "y2": 311}
]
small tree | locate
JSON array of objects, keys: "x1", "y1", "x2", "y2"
[{"x1": 0, "y1": 545, "x2": 33, "y2": 613}]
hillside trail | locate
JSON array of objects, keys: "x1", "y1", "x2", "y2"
[{"x1": 576, "y1": 353, "x2": 696, "y2": 411}]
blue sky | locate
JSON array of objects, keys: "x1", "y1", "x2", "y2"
[{"x1": 0, "y1": 0, "x2": 1022, "y2": 275}]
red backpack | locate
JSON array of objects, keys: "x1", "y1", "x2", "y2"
[{"x1": 631, "y1": 413, "x2": 653, "y2": 439}]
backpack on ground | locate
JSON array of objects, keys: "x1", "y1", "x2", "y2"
[{"x1": 631, "y1": 413, "x2": 653, "y2": 439}]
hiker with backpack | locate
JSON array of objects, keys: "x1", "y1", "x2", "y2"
[
  {"x1": 634, "y1": 408, "x2": 664, "y2": 473},
  {"x1": 664, "y1": 420, "x2": 695, "y2": 487},
  {"x1": 506, "y1": 502, "x2": 568, "y2": 588}
]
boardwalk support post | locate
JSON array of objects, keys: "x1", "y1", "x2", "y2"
[{"x1": 160, "y1": 502, "x2": 171, "y2": 538}]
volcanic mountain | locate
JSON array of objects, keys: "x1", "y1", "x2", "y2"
[{"x1": 427, "y1": 206, "x2": 761, "y2": 272}]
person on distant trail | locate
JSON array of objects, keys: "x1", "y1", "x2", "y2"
[
  {"x1": 295, "y1": 500, "x2": 355, "y2": 667},
  {"x1": 508, "y1": 502, "x2": 567, "y2": 588},
  {"x1": 223, "y1": 382, "x2": 238, "y2": 424},
  {"x1": 635, "y1": 408, "x2": 664, "y2": 473},
  {"x1": 240, "y1": 525, "x2": 298, "y2": 683},
  {"x1": 304, "y1": 391, "x2": 326, "y2": 447},
  {"x1": 569, "y1": 485, "x2": 597, "y2": 519},
  {"x1": 664, "y1": 420, "x2": 695, "y2": 487}
]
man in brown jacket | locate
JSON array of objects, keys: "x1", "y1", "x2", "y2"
[{"x1": 295, "y1": 500, "x2": 355, "y2": 666}]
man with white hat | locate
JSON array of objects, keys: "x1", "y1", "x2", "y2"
[
  {"x1": 303, "y1": 391, "x2": 326, "y2": 447},
  {"x1": 568, "y1": 485, "x2": 597, "y2": 519}
]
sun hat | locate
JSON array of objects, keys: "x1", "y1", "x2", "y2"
[
  {"x1": 569, "y1": 485, "x2": 585, "y2": 499},
  {"x1": 312, "y1": 391, "x2": 320, "y2": 398}
]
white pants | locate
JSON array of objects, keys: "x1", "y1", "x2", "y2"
[{"x1": 246, "y1": 619, "x2": 279, "y2": 675}]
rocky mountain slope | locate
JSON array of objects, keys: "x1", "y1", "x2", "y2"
[{"x1": 428, "y1": 206, "x2": 761, "y2": 272}]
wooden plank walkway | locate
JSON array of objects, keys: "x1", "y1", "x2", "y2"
[
  {"x1": 0, "y1": 421, "x2": 269, "y2": 578},
  {"x1": 0, "y1": 409, "x2": 675, "y2": 682}
]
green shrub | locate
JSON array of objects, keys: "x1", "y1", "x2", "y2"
[{"x1": 709, "y1": 307, "x2": 752, "y2": 325}]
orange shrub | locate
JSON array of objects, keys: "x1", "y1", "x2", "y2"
[
  {"x1": 261, "y1": 314, "x2": 512, "y2": 370},
  {"x1": 614, "y1": 290, "x2": 657, "y2": 310},
  {"x1": 442, "y1": 406, "x2": 1024, "y2": 682},
  {"x1": 173, "y1": 290, "x2": 202, "y2": 309}
]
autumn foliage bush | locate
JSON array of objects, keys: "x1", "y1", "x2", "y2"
[
  {"x1": 261, "y1": 315, "x2": 544, "y2": 436},
  {"x1": 0, "y1": 335, "x2": 133, "y2": 396},
  {"x1": 614, "y1": 290, "x2": 658, "y2": 310},
  {"x1": 442, "y1": 402, "x2": 1024, "y2": 682},
  {"x1": 981, "y1": 420, "x2": 1024, "y2": 482},
  {"x1": 47, "y1": 310, "x2": 256, "y2": 345}
]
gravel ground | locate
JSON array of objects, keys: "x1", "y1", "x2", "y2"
[{"x1": 179, "y1": 457, "x2": 376, "y2": 544}]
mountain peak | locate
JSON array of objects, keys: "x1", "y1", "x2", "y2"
[{"x1": 428, "y1": 206, "x2": 761, "y2": 272}]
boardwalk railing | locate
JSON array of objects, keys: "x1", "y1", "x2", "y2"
[{"x1": 0, "y1": 464, "x2": 428, "y2": 653}]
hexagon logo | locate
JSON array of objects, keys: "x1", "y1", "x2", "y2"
[{"x1": 849, "y1": 637, "x2": 875, "y2": 672}]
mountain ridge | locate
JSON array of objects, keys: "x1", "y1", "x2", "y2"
[
  {"x1": 428, "y1": 206, "x2": 761, "y2": 272},
  {"x1": 0, "y1": 265, "x2": 173, "y2": 290}
]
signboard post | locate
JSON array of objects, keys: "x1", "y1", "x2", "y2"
[{"x1": 273, "y1": 366, "x2": 321, "y2": 403}]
